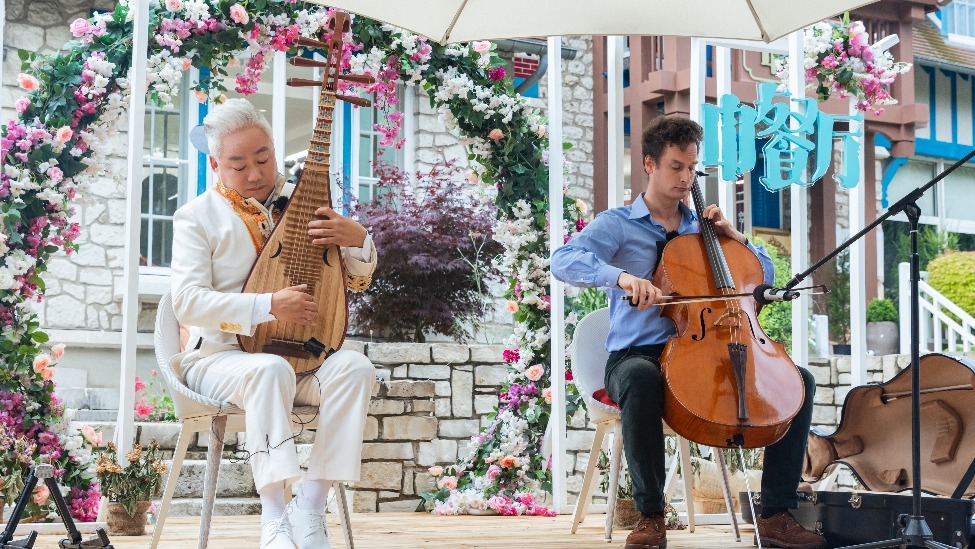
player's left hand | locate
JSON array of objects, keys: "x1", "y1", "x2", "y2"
[
  {"x1": 308, "y1": 207, "x2": 368, "y2": 248},
  {"x1": 702, "y1": 204, "x2": 746, "y2": 245}
]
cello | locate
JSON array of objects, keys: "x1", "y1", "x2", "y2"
[{"x1": 652, "y1": 174, "x2": 806, "y2": 448}]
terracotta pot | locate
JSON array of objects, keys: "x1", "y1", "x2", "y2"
[
  {"x1": 106, "y1": 501, "x2": 151, "y2": 536},
  {"x1": 866, "y1": 321, "x2": 899, "y2": 356},
  {"x1": 614, "y1": 498, "x2": 641, "y2": 529}
]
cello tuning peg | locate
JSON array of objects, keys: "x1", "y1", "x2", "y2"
[{"x1": 337, "y1": 94, "x2": 372, "y2": 108}]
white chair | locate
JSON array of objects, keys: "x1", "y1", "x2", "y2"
[
  {"x1": 151, "y1": 291, "x2": 354, "y2": 549},
  {"x1": 569, "y1": 307, "x2": 740, "y2": 543}
]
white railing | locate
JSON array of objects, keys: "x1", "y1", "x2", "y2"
[{"x1": 898, "y1": 262, "x2": 975, "y2": 354}]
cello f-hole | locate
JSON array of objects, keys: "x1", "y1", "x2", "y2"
[{"x1": 691, "y1": 307, "x2": 712, "y2": 341}]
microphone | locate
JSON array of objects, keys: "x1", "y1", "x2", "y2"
[{"x1": 753, "y1": 284, "x2": 800, "y2": 305}]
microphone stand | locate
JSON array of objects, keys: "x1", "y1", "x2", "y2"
[{"x1": 776, "y1": 148, "x2": 975, "y2": 548}]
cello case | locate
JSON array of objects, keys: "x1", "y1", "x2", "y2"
[
  {"x1": 741, "y1": 353, "x2": 975, "y2": 548},
  {"x1": 803, "y1": 353, "x2": 975, "y2": 497}
]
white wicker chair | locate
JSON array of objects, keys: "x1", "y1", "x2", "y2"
[
  {"x1": 151, "y1": 291, "x2": 354, "y2": 549},
  {"x1": 568, "y1": 307, "x2": 740, "y2": 542}
]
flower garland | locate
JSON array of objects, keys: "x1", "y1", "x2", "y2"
[
  {"x1": 3, "y1": 0, "x2": 584, "y2": 517},
  {"x1": 774, "y1": 17, "x2": 911, "y2": 115}
]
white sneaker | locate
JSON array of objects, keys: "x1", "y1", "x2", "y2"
[
  {"x1": 285, "y1": 498, "x2": 331, "y2": 549},
  {"x1": 260, "y1": 516, "x2": 296, "y2": 549}
]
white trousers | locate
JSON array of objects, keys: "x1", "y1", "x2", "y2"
[{"x1": 181, "y1": 349, "x2": 374, "y2": 493}]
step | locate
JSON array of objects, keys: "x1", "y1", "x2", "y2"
[
  {"x1": 167, "y1": 460, "x2": 258, "y2": 499},
  {"x1": 161, "y1": 497, "x2": 262, "y2": 517}
]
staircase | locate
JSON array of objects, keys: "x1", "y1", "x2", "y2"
[{"x1": 898, "y1": 262, "x2": 975, "y2": 354}]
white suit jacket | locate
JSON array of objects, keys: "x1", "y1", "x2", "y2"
[{"x1": 170, "y1": 178, "x2": 376, "y2": 359}]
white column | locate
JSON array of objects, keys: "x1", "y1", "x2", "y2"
[
  {"x1": 714, "y1": 46, "x2": 735, "y2": 215},
  {"x1": 607, "y1": 36, "x2": 625, "y2": 208},
  {"x1": 787, "y1": 31, "x2": 809, "y2": 368},
  {"x1": 689, "y1": 38, "x2": 707, "y2": 204},
  {"x1": 273, "y1": 51, "x2": 287, "y2": 173},
  {"x1": 848, "y1": 98, "x2": 867, "y2": 386},
  {"x1": 1, "y1": 0, "x2": 6, "y2": 97},
  {"x1": 116, "y1": 0, "x2": 151, "y2": 459},
  {"x1": 547, "y1": 35, "x2": 568, "y2": 515},
  {"x1": 403, "y1": 85, "x2": 417, "y2": 178}
]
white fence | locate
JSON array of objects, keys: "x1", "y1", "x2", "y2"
[{"x1": 898, "y1": 262, "x2": 975, "y2": 354}]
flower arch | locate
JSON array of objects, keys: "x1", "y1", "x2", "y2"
[{"x1": 2, "y1": 0, "x2": 585, "y2": 519}]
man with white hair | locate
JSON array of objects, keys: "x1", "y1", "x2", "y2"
[{"x1": 170, "y1": 98, "x2": 376, "y2": 549}]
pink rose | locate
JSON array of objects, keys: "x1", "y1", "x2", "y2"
[
  {"x1": 505, "y1": 300, "x2": 518, "y2": 313},
  {"x1": 69, "y1": 18, "x2": 91, "y2": 37},
  {"x1": 428, "y1": 466, "x2": 443, "y2": 476},
  {"x1": 472, "y1": 41, "x2": 491, "y2": 54},
  {"x1": 194, "y1": 89, "x2": 208, "y2": 103},
  {"x1": 51, "y1": 343, "x2": 66, "y2": 360},
  {"x1": 499, "y1": 455, "x2": 518, "y2": 469},
  {"x1": 14, "y1": 97, "x2": 30, "y2": 114},
  {"x1": 165, "y1": 0, "x2": 183, "y2": 11},
  {"x1": 229, "y1": 4, "x2": 249, "y2": 25},
  {"x1": 437, "y1": 475, "x2": 457, "y2": 490},
  {"x1": 33, "y1": 353, "x2": 51, "y2": 372},
  {"x1": 486, "y1": 464, "x2": 502, "y2": 480},
  {"x1": 17, "y1": 73, "x2": 40, "y2": 92},
  {"x1": 46, "y1": 167, "x2": 63, "y2": 183},
  {"x1": 33, "y1": 484, "x2": 50, "y2": 506},
  {"x1": 525, "y1": 364, "x2": 544, "y2": 382},
  {"x1": 543, "y1": 388, "x2": 553, "y2": 404},
  {"x1": 536, "y1": 124, "x2": 546, "y2": 138},
  {"x1": 489, "y1": 128, "x2": 505, "y2": 141},
  {"x1": 465, "y1": 170, "x2": 478, "y2": 184},
  {"x1": 134, "y1": 376, "x2": 147, "y2": 392},
  {"x1": 56, "y1": 126, "x2": 73, "y2": 143},
  {"x1": 42, "y1": 367, "x2": 55, "y2": 381},
  {"x1": 181, "y1": 58, "x2": 192, "y2": 71}
]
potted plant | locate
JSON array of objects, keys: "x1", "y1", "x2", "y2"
[
  {"x1": 866, "y1": 298, "x2": 899, "y2": 355},
  {"x1": 820, "y1": 251, "x2": 852, "y2": 354},
  {"x1": 95, "y1": 441, "x2": 167, "y2": 536}
]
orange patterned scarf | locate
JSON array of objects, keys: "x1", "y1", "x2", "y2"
[{"x1": 215, "y1": 180, "x2": 287, "y2": 253}]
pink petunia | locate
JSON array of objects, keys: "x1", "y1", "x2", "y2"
[{"x1": 135, "y1": 401, "x2": 154, "y2": 418}]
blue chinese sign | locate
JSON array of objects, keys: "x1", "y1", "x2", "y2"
[{"x1": 702, "y1": 82, "x2": 863, "y2": 190}]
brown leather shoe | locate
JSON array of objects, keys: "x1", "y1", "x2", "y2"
[
  {"x1": 755, "y1": 511, "x2": 827, "y2": 549},
  {"x1": 625, "y1": 512, "x2": 666, "y2": 549}
]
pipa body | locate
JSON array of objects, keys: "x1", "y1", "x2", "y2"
[{"x1": 238, "y1": 13, "x2": 361, "y2": 376}]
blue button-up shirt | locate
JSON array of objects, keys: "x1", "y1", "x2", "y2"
[{"x1": 552, "y1": 193, "x2": 775, "y2": 352}]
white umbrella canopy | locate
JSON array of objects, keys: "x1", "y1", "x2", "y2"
[{"x1": 310, "y1": 0, "x2": 877, "y2": 43}]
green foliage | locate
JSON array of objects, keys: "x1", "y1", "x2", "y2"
[
  {"x1": 751, "y1": 236, "x2": 793, "y2": 351},
  {"x1": 816, "y1": 250, "x2": 851, "y2": 344},
  {"x1": 881, "y1": 221, "x2": 975, "y2": 301},
  {"x1": 865, "y1": 298, "x2": 898, "y2": 323},
  {"x1": 927, "y1": 252, "x2": 975, "y2": 318}
]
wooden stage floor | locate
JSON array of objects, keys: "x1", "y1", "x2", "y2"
[{"x1": 32, "y1": 513, "x2": 755, "y2": 548}]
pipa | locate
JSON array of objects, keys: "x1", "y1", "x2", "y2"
[{"x1": 238, "y1": 12, "x2": 373, "y2": 376}]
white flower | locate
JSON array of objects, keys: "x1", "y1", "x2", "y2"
[{"x1": 0, "y1": 268, "x2": 14, "y2": 290}]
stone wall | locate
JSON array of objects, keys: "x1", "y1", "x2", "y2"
[{"x1": 64, "y1": 342, "x2": 975, "y2": 514}]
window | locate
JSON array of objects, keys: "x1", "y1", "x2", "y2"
[
  {"x1": 141, "y1": 78, "x2": 192, "y2": 270},
  {"x1": 885, "y1": 157, "x2": 975, "y2": 234},
  {"x1": 945, "y1": 1, "x2": 975, "y2": 41},
  {"x1": 351, "y1": 101, "x2": 403, "y2": 203}
]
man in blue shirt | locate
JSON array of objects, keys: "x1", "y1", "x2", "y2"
[{"x1": 553, "y1": 116, "x2": 824, "y2": 549}]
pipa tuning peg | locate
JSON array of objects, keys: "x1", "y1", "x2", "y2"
[
  {"x1": 337, "y1": 94, "x2": 372, "y2": 108},
  {"x1": 338, "y1": 73, "x2": 376, "y2": 86},
  {"x1": 287, "y1": 78, "x2": 321, "y2": 87},
  {"x1": 295, "y1": 37, "x2": 329, "y2": 49},
  {"x1": 289, "y1": 57, "x2": 328, "y2": 69}
]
